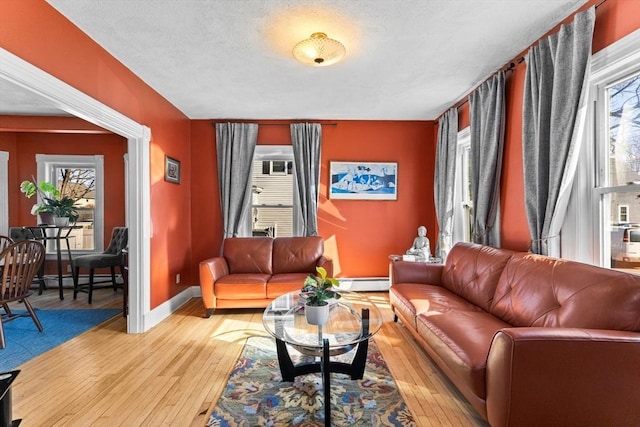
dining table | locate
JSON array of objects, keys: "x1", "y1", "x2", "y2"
[{"x1": 22, "y1": 225, "x2": 82, "y2": 300}]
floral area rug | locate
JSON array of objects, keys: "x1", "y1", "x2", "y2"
[{"x1": 208, "y1": 335, "x2": 415, "y2": 426}]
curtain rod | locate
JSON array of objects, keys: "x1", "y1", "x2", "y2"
[
  {"x1": 210, "y1": 121, "x2": 337, "y2": 126},
  {"x1": 438, "y1": 0, "x2": 606, "y2": 122}
]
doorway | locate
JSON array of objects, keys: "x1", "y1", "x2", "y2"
[{"x1": 0, "y1": 47, "x2": 151, "y2": 333}]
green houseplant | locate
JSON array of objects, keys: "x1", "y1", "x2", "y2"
[
  {"x1": 20, "y1": 179, "x2": 79, "y2": 225},
  {"x1": 301, "y1": 266, "x2": 341, "y2": 325}
]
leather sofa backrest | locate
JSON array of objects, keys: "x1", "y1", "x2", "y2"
[
  {"x1": 441, "y1": 242, "x2": 514, "y2": 312},
  {"x1": 272, "y1": 236, "x2": 323, "y2": 274},
  {"x1": 223, "y1": 237, "x2": 273, "y2": 274},
  {"x1": 491, "y1": 253, "x2": 640, "y2": 331}
]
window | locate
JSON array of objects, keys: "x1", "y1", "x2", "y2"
[
  {"x1": 453, "y1": 127, "x2": 473, "y2": 244},
  {"x1": 599, "y1": 71, "x2": 640, "y2": 268},
  {"x1": 37, "y1": 154, "x2": 104, "y2": 253},
  {"x1": 564, "y1": 30, "x2": 640, "y2": 269},
  {"x1": 619, "y1": 205, "x2": 630, "y2": 223},
  {"x1": 251, "y1": 146, "x2": 297, "y2": 237},
  {"x1": 262, "y1": 160, "x2": 293, "y2": 176}
]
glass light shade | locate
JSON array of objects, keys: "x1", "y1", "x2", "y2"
[{"x1": 292, "y1": 32, "x2": 346, "y2": 67}]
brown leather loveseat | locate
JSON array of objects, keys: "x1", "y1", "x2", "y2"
[
  {"x1": 390, "y1": 242, "x2": 640, "y2": 427},
  {"x1": 199, "y1": 236, "x2": 333, "y2": 317}
]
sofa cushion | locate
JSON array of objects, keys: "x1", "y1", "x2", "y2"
[
  {"x1": 416, "y1": 309, "x2": 511, "y2": 400},
  {"x1": 215, "y1": 273, "x2": 270, "y2": 300},
  {"x1": 223, "y1": 237, "x2": 273, "y2": 275},
  {"x1": 272, "y1": 237, "x2": 323, "y2": 274},
  {"x1": 441, "y1": 243, "x2": 513, "y2": 312},
  {"x1": 390, "y1": 283, "x2": 482, "y2": 323},
  {"x1": 491, "y1": 253, "x2": 640, "y2": 331},
  {"x1": 266, "y1": 273, "x2": 310, "y2": 299}
]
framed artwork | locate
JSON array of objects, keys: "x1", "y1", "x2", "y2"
[
  {"x1": 165, "y1": 156, "x2": 181, "y2": 184},
  {"x1": 329, "y1": 161, "x2": 397, "y2": 200}
]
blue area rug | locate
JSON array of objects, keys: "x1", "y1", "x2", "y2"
[{"x1": 0, "y1": 309, "x2": 121, "y2": 372}]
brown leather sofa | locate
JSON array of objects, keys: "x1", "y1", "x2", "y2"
[
  {"x1": 199, "y1": 236, "x2": 333, "y2": 317},
  {"x1": 389, "y1": 242, "x2": 640, "y2": 427}
]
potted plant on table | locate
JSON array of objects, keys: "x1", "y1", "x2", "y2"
[
  {"x1": 301, "y1": 266, "x2": 341, "y2": 325},
  {"x1": 20, "y1": 179, "x2": 79, "y2": 226}
]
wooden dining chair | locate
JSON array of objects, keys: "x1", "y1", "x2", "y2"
[
  {"x1": 0, "y1": 235, "x2": 13, "y2": 254},
  {"x1": 8, "y1": 227, "x2": 48, "y2": 294},
  {"x1": 0, "y1": 240, "x2": 46, "y2": 349}
]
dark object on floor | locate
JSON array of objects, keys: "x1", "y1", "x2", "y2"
[{"x1": 0, "y1": 370, "x2": 20, "y2": 426}]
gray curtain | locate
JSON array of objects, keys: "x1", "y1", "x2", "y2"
[
  {"x1": 469, "y1": 71, "x2": 505, "y2": 247},
  {"x1": 291, "y1": 123, "x2": 322, "y2": 236},
  {"x1": 215, "y1": 123, "x2": 258, "y2": 238},
  {"x1": 523, "y1": 7, "x2": 595, "y2": 255},
  {"x1": 434, "y1": 107, "x2": 458, "y2": 259}
]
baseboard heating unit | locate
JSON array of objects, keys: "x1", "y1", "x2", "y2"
[{"x1": 336, "y1": 277, "x2": 389, "y2": 292}]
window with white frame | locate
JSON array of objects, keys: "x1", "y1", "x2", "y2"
[
  {"x1": 599, "y1": 70, "x2": 640, "y2": 268},
  {"x1": 37, "y1": 154, "x2": 104, "y2": 253},
  {"x1": 453, "y1": 127, "x2": 473, "y2": 245},
  {"x1": 618, "y1": 205, "x2": 630, "y2": 223},
  {"x1": 564, "y1": 29, "x2": 640, "y2": 269},
  {"x1": 250, "y1": 146, "x2": 298, "y2": 237}
]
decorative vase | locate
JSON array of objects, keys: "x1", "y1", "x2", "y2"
[
  {"x1": 304, "y1": 301, "x2": 330, "y2": 325},
  {"x1": 38, "y1": 212, "x2": 55, "y2": 225},
  {"x1": 53, "y1": 216, "x2": 70, "y2": 227}
]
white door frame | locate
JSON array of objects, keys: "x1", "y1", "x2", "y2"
[
  {"x1": 0, "y1": 151, "x2": 8, "y2": 236},
  {"x1": 0, "y1": 47, "x2": 151, "y2": 333}
]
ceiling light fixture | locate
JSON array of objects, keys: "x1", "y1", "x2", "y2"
[{"x1": 292, "y1": 32, "x2": 346, "y2": 67}]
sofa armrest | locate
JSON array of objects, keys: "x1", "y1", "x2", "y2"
[
  {"x1": 199, "y1": 257, "x2": 230, "y2": 316},
  {"x1": 486, "y1": 327, "x2": 640, "y2": 427},
  {"x1": 389, "y1": 260, "x2": 444, "y2": 286},
  {"x1": 316, "y1": 255, "x2": 333, "y2": 278}
]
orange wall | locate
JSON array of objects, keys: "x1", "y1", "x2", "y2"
[
  {"x1": 191, "y1": 120, "x2": 436, "y2": 278},
  {"x1": 0, "y1": 132, "x2": 126, "y2": 234},
  {"x1": 0, "y1": 0, "x2": 193, "y2": 308},
  {"x1": 451, "y1": 0, "x2": 640, "y2": 252}
]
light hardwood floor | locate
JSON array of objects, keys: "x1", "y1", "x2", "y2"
[{"x1": 9, "y1": 290, "x2": 488, "y2": 426}]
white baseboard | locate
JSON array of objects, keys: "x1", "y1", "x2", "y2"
[
  {"x1": 336, "y1": 277, "x2": 389, "y2": 292},
  {"x1": 144, "y1": 286, "x2": 199, "y2": 330}
]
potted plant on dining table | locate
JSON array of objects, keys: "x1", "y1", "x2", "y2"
[
  {"x1": 19, "y1": 179, "x2": 79, "y2": 226},
  {"x1": 300, "y1": 266, "x2": 341, "y2": 325}
]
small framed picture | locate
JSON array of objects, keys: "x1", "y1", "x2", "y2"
[{"x1": 165, "y1": 156, "x2": 181, "y2": 184}]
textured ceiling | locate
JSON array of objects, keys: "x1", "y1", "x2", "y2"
[{"x1": 5, "y1": 0, "x2": 589, "y2": 120}]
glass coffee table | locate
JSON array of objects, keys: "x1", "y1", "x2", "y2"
[{"x1": 263, "y1": 290, "x2": 382, "y2": 426}]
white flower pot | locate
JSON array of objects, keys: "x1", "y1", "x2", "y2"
[
  {"x1": 305, "y1": 302, "x2": 330, "y2": 325},
  {"x1": 53, "y1": 216, "x2": 69, "y2": 227}
]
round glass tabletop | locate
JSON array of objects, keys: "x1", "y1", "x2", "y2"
[{"x1": 263, "y1": 290, "x2": 382, "y2": 356}]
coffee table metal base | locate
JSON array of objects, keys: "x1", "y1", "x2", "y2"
[
  {"x1": 275, "y1": 337, "x2": 369, "y2": 427},
  {"x1": 274, "y1": 308, "x2": 370, "y2": 427}
]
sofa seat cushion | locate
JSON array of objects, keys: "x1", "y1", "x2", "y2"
[
  {"x1": 214, "y1": 274, "x2": 270, "y2": 300},
  {"x1": 390, "y1": 283, "x2": 486, "y2": 330},
  {"x1": 266, "y1": 273, "x2": 310, "y2": 299},
  {"x1": 416, "y1": 310, "x2": 511, "y2": 400}
]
